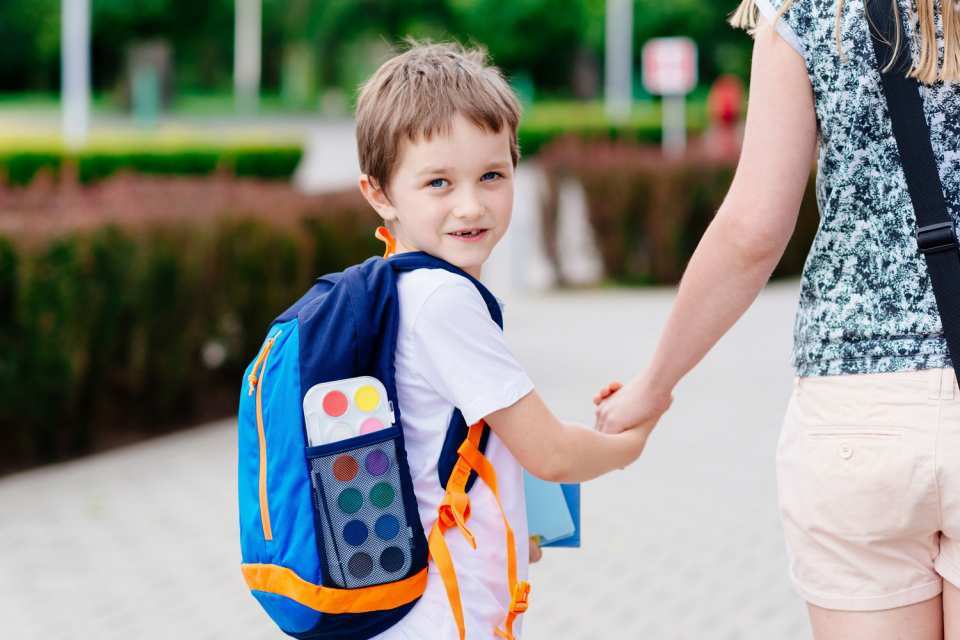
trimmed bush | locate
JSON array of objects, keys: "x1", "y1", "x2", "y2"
[
  {"x1": 0, "y1": 146, "x2": 308, "y2": 186},
  {"x1": 0, "y1": 201, "x2": 381, "y2": 473},
  {"x1": 229, "y1": 147, "x2": 304, "y2": 179},
  {"x1": 76, "y1": 150, "x2": 222, "y2": 183},
  {"x1": 539, "y1": 137, "x2": 819, "y2": 285},
  {"x1": 0, "y1": 151, "x2": 62, "y2": 186}
]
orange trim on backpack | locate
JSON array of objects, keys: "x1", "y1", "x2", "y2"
[
  {"x1": 249, "y1": 331, "x2": 281, "y2": 541},
  {"x1": 375, "y1": 226, "x2": 397, "y2": 258},
  {"x1": 241, "y1": 564, "x2": 427, "y2": 614}
]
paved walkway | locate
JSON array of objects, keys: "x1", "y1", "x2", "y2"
[{"x1": 0, "y1": 280, "x2": 810, "y2": 639}]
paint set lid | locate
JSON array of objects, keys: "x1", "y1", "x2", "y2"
[{"x1": 303, "y1": 376, "x2": 395, "y2": 447}]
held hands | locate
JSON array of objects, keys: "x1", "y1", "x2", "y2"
[{"x1": 593, "y1": 374, "x2": 673, "y2": 436}]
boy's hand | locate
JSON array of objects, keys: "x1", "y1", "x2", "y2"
[
  {"x1": 595, "y1": 373, "x2": 672, "y2": 436},
  {"x1": 529, "y1": 536, "x2": 543, "y2": 563},
  {"x1": 592, "y1": 381, "x2": 623, "y2": 405}
]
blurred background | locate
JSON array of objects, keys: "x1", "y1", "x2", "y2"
[{"x1": 0, "y1": 1, "x2": 818, "y2": 638}]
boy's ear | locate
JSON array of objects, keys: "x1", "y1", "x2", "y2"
[{"x1": 359, "y1": 175, "x2": 396, "y2": 223}]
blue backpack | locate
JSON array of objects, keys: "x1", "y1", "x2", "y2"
[{"x1": 238, "y1": 250, "x2": 530, "y2": 640}]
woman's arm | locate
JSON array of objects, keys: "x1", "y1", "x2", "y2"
[
  {"x1": 485, "y1": 389, "x2": 648, "y2": 483},
  {"x1": 596, "y1": 18, "x2": 818, "y2": 434}
]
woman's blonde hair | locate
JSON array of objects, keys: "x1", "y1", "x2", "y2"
[{"x1": 729, "y1": 0, "x2": 960, "y2": 84}]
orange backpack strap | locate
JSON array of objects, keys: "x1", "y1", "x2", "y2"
[
  {"x1": 427, "y1": 421, "x2": 531, "y2": 640},
  {"x1": 457, "y1": 436, "x2": 530, "y2": 640},
  {"x1": 427, "y1": 423, "x2": 482, "y2": 639}
]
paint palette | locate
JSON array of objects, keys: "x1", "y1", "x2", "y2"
[
  {"x1": 303, "y1": 376, "x2": 395, "y2": 447},
  {"x1": 308, "y1": 434, "x2": 413, "y2": 588}
]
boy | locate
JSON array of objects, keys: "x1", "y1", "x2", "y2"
[{"x1": 356, "y1": 42, "x2": 650, "y2": 639}]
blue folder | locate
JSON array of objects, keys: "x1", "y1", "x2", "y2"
[{"x1": 523, "y1": 472, "x2": 580, "y2": 548}]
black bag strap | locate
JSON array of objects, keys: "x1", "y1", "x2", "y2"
[{"x1": 868, "y1": 0, "x2": 960, "y2": 380}]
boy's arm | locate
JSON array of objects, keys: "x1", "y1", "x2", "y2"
[{"x1": 485, "y1": 389, "x2": 649, "y2": 483}]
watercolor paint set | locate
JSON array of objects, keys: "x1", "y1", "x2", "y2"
[{"x1": 304, "y1": 376, "x2": 413, "y2": 588}]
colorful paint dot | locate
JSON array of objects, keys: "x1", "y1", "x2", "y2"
[
  {"x1": 365, "y1": 450, "x2": 390, "y2": 476},
  {"x1": 369, "y1": 482, "x2": 395, "y2": 509},
  {"x1": 348, "y1": 552, "x2": 374, "y2": 579},
  {"x1": 374, "y1": 514, "x2": 401, "y2": 541},
  {"x1": 360, "y1": 418, "x2": 385, "y2": 435},
  {"x1": 337, "y1": 488, "x2": 363, "y2": 514},
  {"x1": 326, "y1": 422, "x2": 355, "y2": 443},
  {"x1": 322, "y1": 391, "x2": 348, "y2": 417},
  {"x1": 355, "y1": 385, "x2": 380, "y2": 413},
  {"x1": 332, "y1": 455, "x2": 359, "y2": 482},
  {"x1": 343, "y1": 520, "x2": 369, "y2": 546},
  {"x1": 380, "y1": 547, "x2": 405, "y2": 573}
]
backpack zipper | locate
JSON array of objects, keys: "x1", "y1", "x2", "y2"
[{"x1": 248, "y1": 330, "x2": 282, "y2": 541}]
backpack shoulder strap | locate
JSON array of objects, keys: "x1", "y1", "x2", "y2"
[
  {"x1": 387, "y1": 252, "x2": 503, "y2": 328},
  {"x1": 868, "y1": 1, "x2": 960, "y2": 380},
  {"x1": 388, "y1": 252, "x2": 502, "y2": 492}
]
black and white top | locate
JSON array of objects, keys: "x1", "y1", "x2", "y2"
[{"x1": 755, "y1": 0, "x2": 960, "y2": 376}]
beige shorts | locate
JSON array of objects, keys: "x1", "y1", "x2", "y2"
[{"x1": 777, "y1": 366, "x2": 960, "y2": 611}]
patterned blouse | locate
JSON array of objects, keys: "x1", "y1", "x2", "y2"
[{"x1": 755, "y1": 0, "x2": 960, "y2": 376}]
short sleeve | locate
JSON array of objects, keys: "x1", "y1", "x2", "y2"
[
  {"x1": 409, "y1": 279, "x2": 534, "y2": 425},
  {"x1": 755, "y1": 0, "x2": 807, "y2": 58}
]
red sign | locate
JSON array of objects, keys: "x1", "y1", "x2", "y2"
[{"x1": 642, "y1": 37, "x2": 698, "y2": 96}]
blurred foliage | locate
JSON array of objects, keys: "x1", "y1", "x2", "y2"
[
  {"x1": 0, "y1": 204, "x2": 380, "y2": 473},
  {"x1": 519, "y1": 99, "x2": 707, "y2": 157},
  {"x1": 0, "y1": 151, "x2": 63, "y2": 186},
  {"x1": 538, "y1": 137, "x2": 819, "y2": 285},
  {"x1": 0, "y1": 0, "x2": 752, "y2": 100},
  {"x1": 0, "y1": 145, "x2": 303, "y2": 185}
]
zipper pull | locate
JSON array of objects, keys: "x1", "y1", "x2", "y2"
[{"x1": 247, "y1": 331, "x2": 282, "y2": 396}]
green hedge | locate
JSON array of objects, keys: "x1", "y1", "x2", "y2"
[
  {"x1": 0, "y1": 204, "x2": 380, "y2": 473},
  {"x1": 539, "y1": 137, "x2": 819, "y2": 285},
  {"x1": 519, "y1": 123, "x2": 669, "y2": 159},
  {"x1": 0, "y1": 151, "x2": 63, "y2": 186},
  {"x1": 0, "y1": 146, "x2": 305, "y2": 185}
]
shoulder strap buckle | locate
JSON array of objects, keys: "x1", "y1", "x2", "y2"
[{"x1": 917, "y1": 222, "x2": 959, "y2": 255}]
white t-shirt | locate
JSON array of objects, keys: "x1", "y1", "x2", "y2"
[{"x1": 371, "y1": 268, "x2": 534, "y2": 640}]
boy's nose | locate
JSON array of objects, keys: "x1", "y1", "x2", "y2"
[{"x1": 451, "y1": 191, "x2": 484, "y2": 219}]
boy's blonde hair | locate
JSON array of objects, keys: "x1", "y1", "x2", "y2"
[
  {"x1": 730, "y1": 0, "x2": 960, "y2": 84},
  {"x1": 355, "y1": 41, "x2": 521, "y2": 195}
]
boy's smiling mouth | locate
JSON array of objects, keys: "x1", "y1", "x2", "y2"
[{"x1": 447, "y1": 228, "x2": 489, "y2": 242}]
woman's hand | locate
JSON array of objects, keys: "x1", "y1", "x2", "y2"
[{"x1": 594, "y1": 373, "x2": 673, "y2": 436}]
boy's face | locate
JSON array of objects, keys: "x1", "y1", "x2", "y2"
[{"x1": 360, "y1": 114, "x2": 514, "y2": 278}]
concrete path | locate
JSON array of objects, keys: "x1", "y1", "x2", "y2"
[{"x1": 0, "y1": 280, "x2": 811, "y2": 639}]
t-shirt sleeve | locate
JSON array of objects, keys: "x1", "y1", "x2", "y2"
[
  {"x1": 755, "y1": 0, "x2": 807, "y2": 58},
  {"x1": 409, "y1": 279, "x2": 534, "y2": 425}
]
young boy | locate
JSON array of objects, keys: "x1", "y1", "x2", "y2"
[{"x1": 356, "y1": 42, "x2": 650, "y2": 640}]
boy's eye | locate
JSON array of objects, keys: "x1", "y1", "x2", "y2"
[
  {"x1": 481, "y1": 171, "x2": 503, "y2": 182},
  {"x1": 428, "y1": 178, "x2": 449, "y2": 189}
]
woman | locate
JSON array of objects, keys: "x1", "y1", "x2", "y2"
[{"x1": 595, "y1": 1, "x2": 960, "y2": 637}]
